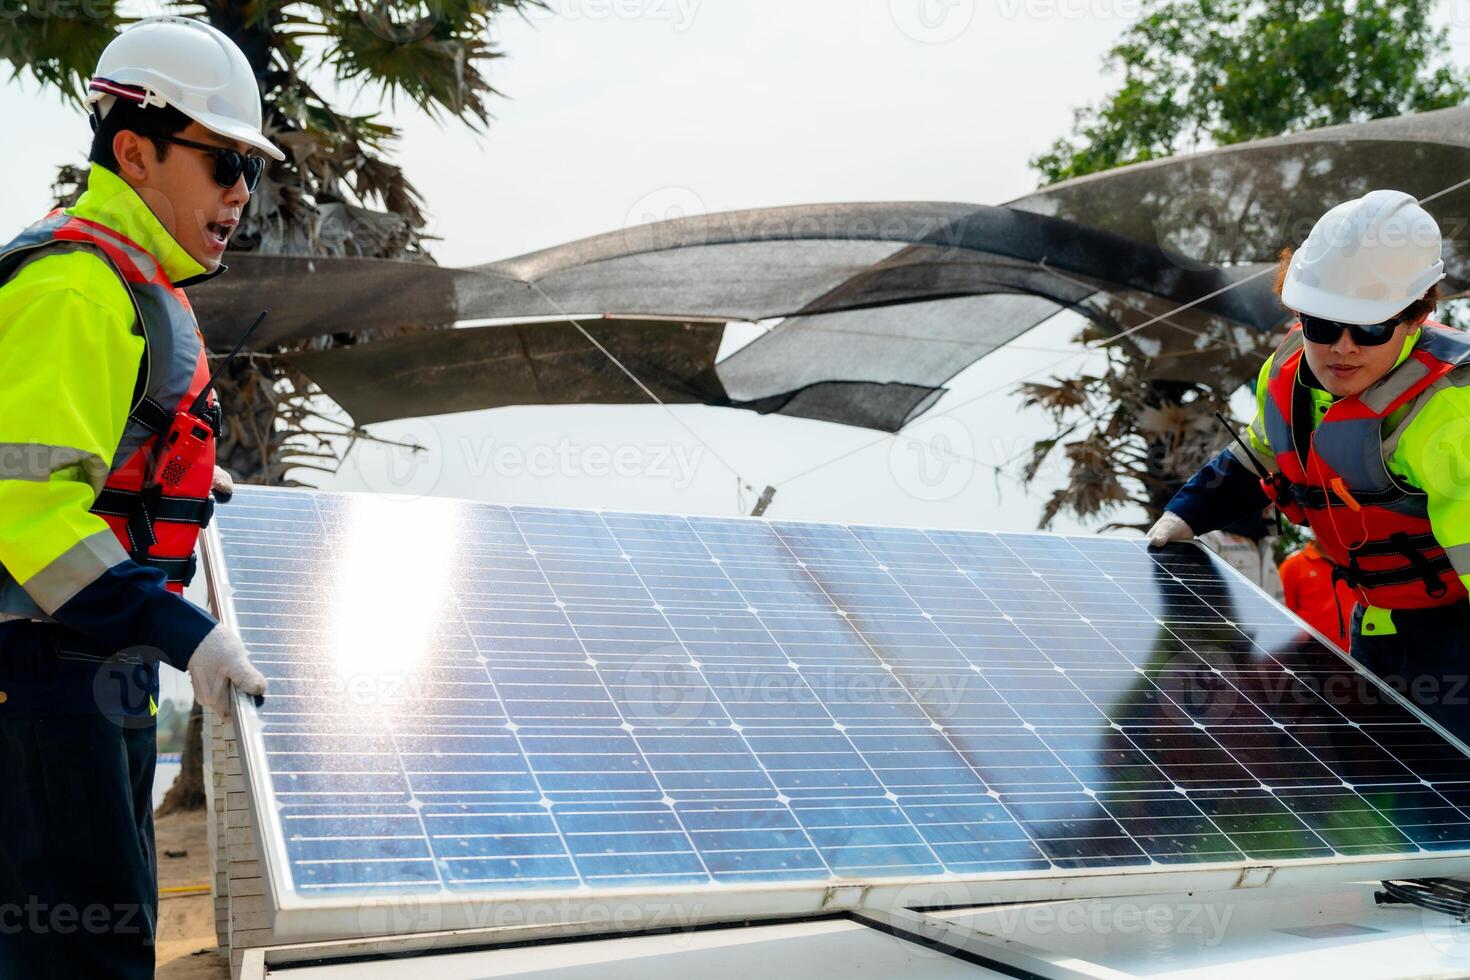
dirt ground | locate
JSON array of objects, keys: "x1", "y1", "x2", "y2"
[{"x1": 156, "y1": 808, "x2": 231, "y2": 980}]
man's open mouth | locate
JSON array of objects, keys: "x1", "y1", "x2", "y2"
[{"x1": 206, "y1": 220, "x2": 236, "y2": 247}]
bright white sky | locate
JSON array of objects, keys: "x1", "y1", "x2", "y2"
[
  {"x1": 6, "y1": 0, "x2": 1470, "y2": 552},
  {"x1": 0, "y1": 0, "x2": 1150, "y2": 541}
]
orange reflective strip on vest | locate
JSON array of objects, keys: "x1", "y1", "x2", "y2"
[{"x1": 1263, "y1": 323, "x2": 1470, "y2": 610}]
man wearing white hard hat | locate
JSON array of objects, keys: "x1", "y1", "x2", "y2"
[
  {"x1": 1148, "y1": 190, "x2": 1470, "y2": 743},
  {"x1": 0, "y1": 16, "x2": 277, "y2": 977}
]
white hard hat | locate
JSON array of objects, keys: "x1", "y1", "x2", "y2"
[
  {"x1": 84, "y1": 15, "x2": 285, "y2": 162},
  {"x1": 1281, "y1": 189, "x2": 1445, "y2": 324}
]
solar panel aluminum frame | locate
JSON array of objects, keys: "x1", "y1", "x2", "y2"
[{"x1": 201, "y1": 492, "x2": 1470, "y2": 946}]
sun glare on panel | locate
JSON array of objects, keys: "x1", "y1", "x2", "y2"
[{"x1": 326, "y1": 495, "x2": 462, "y2": 706}]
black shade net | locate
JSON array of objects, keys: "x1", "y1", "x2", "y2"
[{"x1": 187, "y1": 107, "x2": 1470, "y2": 432}]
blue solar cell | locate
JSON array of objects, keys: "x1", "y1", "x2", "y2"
[{"x1": 210, "y1": 488, "x2": 1470, "y2": 909}]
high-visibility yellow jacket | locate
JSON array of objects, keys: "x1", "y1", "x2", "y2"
[
  {"x1": 0, "y1": 164, "x2": 216, "y2": 706},
  {"x1": 1237, "y1": 326, "x2": 1470, "y2": 600}
]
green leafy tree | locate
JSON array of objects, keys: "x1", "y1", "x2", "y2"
[
  {"x1": 5, "y1": 0, "x2": 539, "y2": 810},
  {"x1": 1021, "y1": 0, "x2": 1470, "y2": 531}
]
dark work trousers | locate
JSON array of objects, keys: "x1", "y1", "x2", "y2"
[
  {"x1": 1351, "y1": 604, "x2": 1470, "y2": 747},
  {"x1": 0, "y1": 714, "x2": 159, "y2": 980}
]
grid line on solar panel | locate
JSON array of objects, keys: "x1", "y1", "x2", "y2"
[{"x1": 209, "y1": 488, "x2": 1470, "y2": 900}]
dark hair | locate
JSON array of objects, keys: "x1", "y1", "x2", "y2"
[
  {"x1": 1274, "y1": 246, "x2": 1441, "y2": 325},
  {"x1": 89, "y1": 99, "x2": 192, "y2": 172}
]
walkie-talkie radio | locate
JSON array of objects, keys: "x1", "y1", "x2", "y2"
[
  {"x1": 150, "y1": 411, "x2": 215, "y2": 488},
  {"x1": 148, "y1": 311, "x2": 269, "y2": 489}
]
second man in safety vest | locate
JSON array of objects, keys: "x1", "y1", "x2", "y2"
[{"x1": 1148, "y1": 189, "x2": 1470, "y2": 743}]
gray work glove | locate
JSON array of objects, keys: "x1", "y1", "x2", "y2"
[
  {"x1": 212, "y1": 465, "x2": 234, "y2": 504},
  {"x1": 1146, "y1": 511, "x2": 1195, "y2": 549},
  {"x1": 189, "y1": 624, "x2": 267, "y2": 720}
]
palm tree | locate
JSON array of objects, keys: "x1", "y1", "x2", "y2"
[{"x1": 6, "y1": 0, "x2": 541, "y2": 810}]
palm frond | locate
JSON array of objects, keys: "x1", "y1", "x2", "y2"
[{"x1": 2, "y1": 2, "x2": 126, "y2": 95}]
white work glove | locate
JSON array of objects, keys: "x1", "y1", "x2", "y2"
[
  {"x1": 212, "y1": 465, "x2": 234, "y2": 503},
  {"x1": 1145, "y1": 511, "x2": 1195, "y2": 548},
  {"x1": 189, "y1": 624, "x2": 267, "y2": 720}
]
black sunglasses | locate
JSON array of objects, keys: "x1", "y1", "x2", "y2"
[
  {"x1": 151, "y1": 134, "x2": 266, "y2": 192},
  {"x1": 1299, "y1": 313, "x2": 1405, "y2": 347}
]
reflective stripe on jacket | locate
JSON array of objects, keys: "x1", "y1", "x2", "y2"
[
  {"x1": 1232, "y1": 321, "x2": 1470, "y2": 610},
  {"x1": 0, "y1": 163, "x2": 218, "y2": 684}
]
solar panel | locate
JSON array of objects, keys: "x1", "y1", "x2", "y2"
[{"x1": 206, "y1": 486, "x2": 1470, "y2": 942}]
